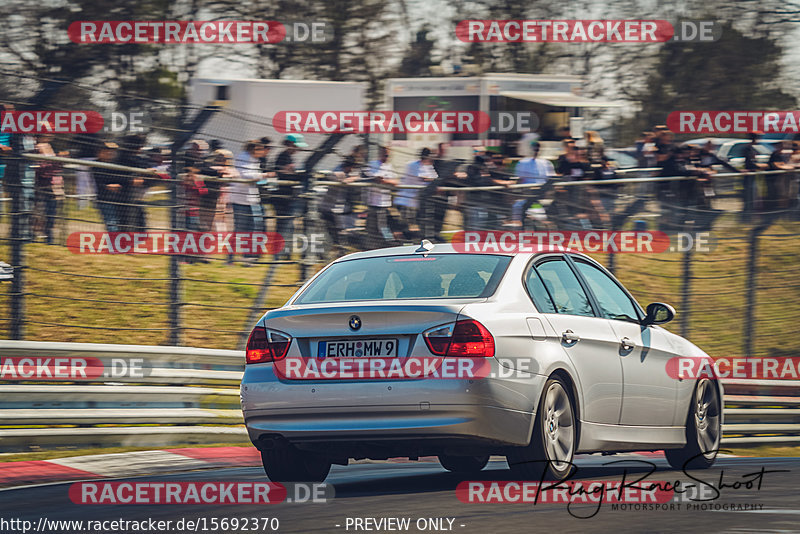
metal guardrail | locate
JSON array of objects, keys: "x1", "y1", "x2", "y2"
[{"x1": 0, "y1": 341, "x2": 798, "y2": 451}]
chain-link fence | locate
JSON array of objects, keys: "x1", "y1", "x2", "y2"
[{"x1": 1, "y1": 76, "x2": 799, "y2": 358}]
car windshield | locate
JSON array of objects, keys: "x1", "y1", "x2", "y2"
[{"x1": 294, "y1": 254, "x2": 512, "y2": 304}]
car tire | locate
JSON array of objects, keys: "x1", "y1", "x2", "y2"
[
  {"x1": 438, "y1": 454, "x2": 490, "y2": 474},
  {"x1": 507, "y1": 375, "x2": 576, "y2": 481},
  {"x1": 665, "y1": 378, "x2": 721, "y2": 470},
  {"x1": 260, "y1": 447, "x2": 332, "y2": 482}
]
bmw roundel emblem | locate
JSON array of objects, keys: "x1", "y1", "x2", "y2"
[{"x1": 349, "y1": 315, "x2": 361, "y2": 331}]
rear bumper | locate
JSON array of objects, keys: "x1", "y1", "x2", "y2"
[
  {"x1": 244, "y1": 403, "x2": 533, "y2": 447},
  {"x1": 241, "y1": 362, "x2": 546, "y2": 450}
]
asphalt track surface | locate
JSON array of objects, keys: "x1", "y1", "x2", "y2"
[{"x1": 2, "y1": 455, "x2": 798, "y2": 534}]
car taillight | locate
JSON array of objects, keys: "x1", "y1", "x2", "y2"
[
  {"x1": 246, "y1": 326, "x2": 291, "y2": 364},
  {"x1": 423, "y1": 319, "x2": 494, "y2": 358}
]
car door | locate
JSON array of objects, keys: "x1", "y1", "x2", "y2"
[
  {"x1": 526, "y1": 256, "x2": 623, "y2": 425},
  {"x1": 570, "y1": 258, "x2": 678, "y2": 427}
]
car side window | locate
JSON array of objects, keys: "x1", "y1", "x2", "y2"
[
  {"x1": 574, "y1": 260, "x2": 640, "y2": 323},
  {"x1": 524, "y1": 266, "x2": 557, "y2": 313},
  {"x1": 534, "y1": 260, "x2": 594, "y2": 317}
]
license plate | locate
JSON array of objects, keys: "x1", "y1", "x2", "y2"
[{"x1": 317, "y1": 339, "x2": 398, "y2": 358}]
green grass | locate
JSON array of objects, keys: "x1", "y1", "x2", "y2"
[
  {"x1": 2, "y1": 207, "x2": 800, "y2": 357},
  {"x1": 0, "y1": 242, "x2": 303, "y2": 349}
]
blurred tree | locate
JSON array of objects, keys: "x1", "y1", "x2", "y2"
[
  {"x1": 397, "y1": 26, "x2": 435, "y2": 77},
  {"x1": 624, "y1": 23, "x2": 797, "y2": 138},
  {"x1": 0, "y1": 0, "x2": 175, "y2": 92}
]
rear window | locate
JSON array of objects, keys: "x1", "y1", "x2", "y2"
[{"x1": 294, "y1": 254, "x2": 512, "y2": 304}]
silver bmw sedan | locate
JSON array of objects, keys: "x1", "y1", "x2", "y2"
[{"x1": 240, "y1": 242, "x2": 722, "y2": 482}]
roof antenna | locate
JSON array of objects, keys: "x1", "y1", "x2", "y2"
[{"x1": 415, "y1": 239, "x2": 435, "y2": 256}]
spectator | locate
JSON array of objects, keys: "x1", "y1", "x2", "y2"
[
  {"x1": 587, "y1": 140, "x2": 618, "y2": 218},
  {"x1": 365, "y1": 146, "x2": 399, "y2": 248},
  {"x1": 585, "y1": 131, "x2": 605, "y2": 163},
  {"x1": 73, "y1": 136, "x2": 100, "y2": 210},
  {"x1": 744, "y1": 132, "x2": 768, "y2": 172},
  {"x1": 697, "y1": 141, "x2": 738, "y2": 173},
  {"x1": 509, "y1": 140, "x2": 556, "y2": 227},
  {"x1": 555, "y1": 138, "x2": 576, "y2": 175},
  {"x1": 572, "y1": 146, "x2": 609, "y2": 229},
  {"x1": 32, "y1": 134, "x2": 67, "y2": 243},
  {"x1": 230, "y1": 141, "x2": 265, "y2": 263},
  {"x1": 653, "y1": 126, "x2": 677, "y2": 207},
  {"x1": 396, "y1": 147, "x2": 438, "y2": 233},
  {"x1": 462, "y1": 149, "x2": 512, "y2": 230},
  {"x1": 792, "y1": 142, "x2": 800, "y2": 211},
  {"x1": 743, "y1": 131, "x2": 767, "y2": 214},
  {"x1": 635, "y1": 131, "x2": 657, "y2": 168},
  {"x1": 255, "y1": 138, "x2": 276, "y2": 231},
  {"x1": 93, "y1": 142, "x2": 121, "y2": 232},
  {"x1": 659, "y1": 145, "x2": 709, "y2": 226},
  {"x1": 561, "y1": 143, "x2": 592, "y2": 180},
  {"x1": 183, "y1": 140, "x2": 223, "y2": 233},
  {"x1": 273, "y1": 134, "x2": 307, "y2": 257},
  {"x1": 767, "y1": 139, "x2": 795, "y2": 209},
  {"x1": 420, "y1": 142, "x2": 459, "y2": 240},
  {"x1": 319, "y1": 156, "x2": 362, "y2": 254},
  {"x1": 116, "y1": 134, "x2": 150, "y2": 232},
  {"x1": 145, "y1": 146, "x2": 170, "y2": 176},
  {"x1": 184, "y1": 140, "x2": 208, "y2": 170},
  {"x1": 653, "y1": 126, "x2": 674, "y2": 167},
  {"x1": 0, "y1": 104, "x2": 14, "y2": 191},
  {"x1": 258, "y1": 136, "x2": 273, "y2": 174},
  {"x1": 182, "y1": 168, "x2": 208, "y2": 232},
  {"x1": 349, "y1": 144, "x2": 368, "y2": 167},
  {"x1": 487, "y1": 152, "x2": 516, "y2": 226}
]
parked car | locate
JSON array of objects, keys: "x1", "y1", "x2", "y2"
[
  {"x1": 241, "y1": 243, "x2": 722, "y2": 482},
  {"x1": 715, "y1": 140, "x2": 773, "y2": 168},
  {"x1": 681, "y1": 138, "x2": 773, "y2": 169}
]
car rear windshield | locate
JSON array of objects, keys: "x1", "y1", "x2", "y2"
[{"x1": 294, "y1": 254, "x2": 512, "y2": 304}]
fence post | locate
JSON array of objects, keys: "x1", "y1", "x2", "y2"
[
  {"x1": 680, "y1": 248, "x2": 693, "y2": 338},
  {"x1": 743, "y1": 225, "x2": 764, "y2": 358},
  {"x1": 166, "y1": 105, "x2": 220, "y2": 346},
  {"x1": 5, "y1": 80, "x2": 64, "y2": 339},
  {"x1": 7, "y1": 134, "x2": 26, "y2": 339},
  {"x1": 167, "y1": 151, "x2": 182, "y2": 346}
]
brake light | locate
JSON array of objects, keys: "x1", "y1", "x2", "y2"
[
  {"x1": 246, "y1": 326, "x2": 291, "y2": 364},
  {"x1": 423, "y1": 319, "x2": 494, "y2": 358}
]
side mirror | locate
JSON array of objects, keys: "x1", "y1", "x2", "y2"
[{"x1": 642, "y1": 302, "x2": 675, "y2": 326}]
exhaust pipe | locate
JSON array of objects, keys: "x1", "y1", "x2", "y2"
[{"x1": 256, "y1": 435, "x2": 287, "y2": 451}]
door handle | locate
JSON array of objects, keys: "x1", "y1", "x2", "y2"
[
  {"x1": 562, "y1": 329, "x2": 580, "y2": 344},
  {"x1": 620, "y1": 337, "x2": 635, "y2": 351}
]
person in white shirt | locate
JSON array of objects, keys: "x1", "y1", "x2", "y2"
[
  {"x1": 365, "y1": 146, "x2": 398, "y2": 247},
  {"x1": 396, "y1": 147, "x2": 437, "y2": 233},
  {"x1": 510, "y1": 140, "x2": 555, "y2": 227},
  {"x1": 229, "y1": 140, "x2": 265, "y2": 263}
]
